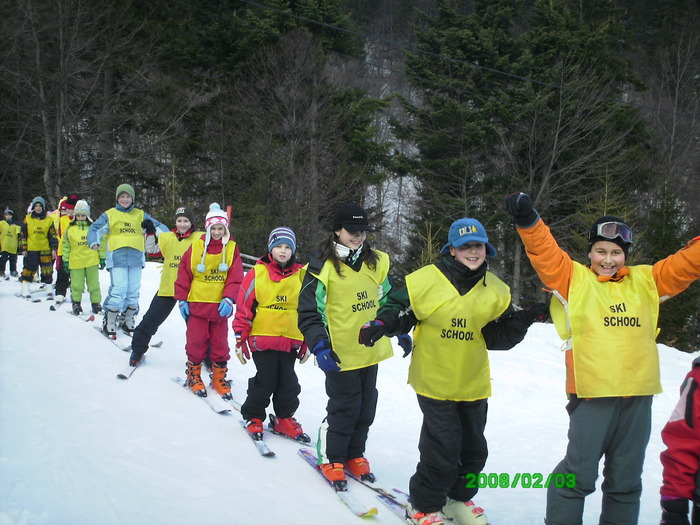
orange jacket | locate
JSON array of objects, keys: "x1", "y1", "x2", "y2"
[{"x1": 517, "y1": 220, "x2": 700, "y2": 394}]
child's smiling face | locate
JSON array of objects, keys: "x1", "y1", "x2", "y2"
[
  {"x1": 335, "y1": 228, "x2": 366, "y2": 250},
  {"x1": 450, "y1": 242, "x2": 486, "y2": 270},
  {"x1": 589, "y1": 241, "x2": 626, "y2": 276},
  {"x1": 117, "y1": 192, "x2": 133, "y2": 208},
  {"x1": 210, "y1": 224, "x2": 226, "y2": 240}
]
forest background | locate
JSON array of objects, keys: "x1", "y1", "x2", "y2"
[{"x1": 1, "y1": 0, "x2": 699, "y2": 350}]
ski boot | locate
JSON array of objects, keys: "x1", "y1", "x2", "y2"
[
  {"x1": 91, "y1": 303, "x2": 102, "y2": 314},
  {"x1": 10, "y1": 271, "x2": 18, "y2": 278},
  {"x1": 54, "y1": 294, "x2": 65, "y2": 305},
  {"x1": 20, "y1": 281, "x2": 31, "y2": 298},
  {"x1": 244, "y1": 418, "x2": 264, "y2": 440},
  {"x1": 72, "y1": 301, "x2": 83, "y2": 315},
  {"x1": 103, "y1": 309, "x2": 119, "y2": 337},
  {"x1": 441, "y1": 498, "x2": 488, "y2": 525},
  {"x1": 346, "y1": 457, "x2": 376, "y2": 483},
  {"x1": 121, "y1": 306, "x2": 138, "y2": 333},
  {"x1": 210, "y1": 362, "x2": 232, "y2": 399},
  {"x1": 320, "y1": 462, "x2": 347, "y2": 491},
  {"x1": 129, "y1": 348, "x2": 145, "y2": 367},
  {"x1": 45, "y1": 284, "x2": 54, "y2": 300},
  {"x1": 269, "y1": 415, "x2": 310, "y2": 443},
  {"x1": 185, "y1": 361, "x2": 207, "y2": 397}
]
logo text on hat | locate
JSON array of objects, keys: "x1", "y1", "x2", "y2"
[{"x1": 459, "y1": 225, "x2": 478, "y2": 235}]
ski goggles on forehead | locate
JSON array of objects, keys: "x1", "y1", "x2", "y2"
[{"x1": 592, "y1": 221, "x2": 633, "y2": 243}]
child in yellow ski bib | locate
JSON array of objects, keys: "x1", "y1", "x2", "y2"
[{"x1": 504, "y1": 191, "x2": 700, "y2": 525}]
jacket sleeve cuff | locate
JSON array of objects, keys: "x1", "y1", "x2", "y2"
[{"x1": 514, "y1": 211, "x2": 540, "y2": 228}]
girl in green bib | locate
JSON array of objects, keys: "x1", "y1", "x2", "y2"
[{"x1": 298, "y1": 202, "x2": 394, "y2": 490}]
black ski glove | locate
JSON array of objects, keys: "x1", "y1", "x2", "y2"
[
  {"x1": 517, "y1": 302, "x2": 550, "y2": 325},
  {"x1": 141, "y1": 219, "x2": 156, "y2": 234},
  {"x1": 359, "y1": 319, "x2": 388, "y2": 347},
  {"x1": 503, "y1": 192, "x2": 540, "y2": 228}
]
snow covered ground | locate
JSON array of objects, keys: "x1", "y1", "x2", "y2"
[{"x1": 0, "y1": 260, "x2": 696, "y2": 525}]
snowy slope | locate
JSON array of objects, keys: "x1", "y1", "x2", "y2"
[{"x1": 0, "y1": 261, "x2": 696, "y2": 525}]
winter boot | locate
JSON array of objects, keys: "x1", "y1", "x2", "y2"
[
  {"x1": 54, "y1": 294, "x2": 65, "y2": 304},
  {"x1": 91, "y1": 303, "x2": 102, "y2": 314},
  {"x1": 20, "y1": 281, "x2": 30, "y2": 298},
  {"x1": 441, "y1": 498, "x2": 488, "y2": 525},
  {"x1": 269, "y1": 415, "x2": 310, "y2": 443},
  {"x1": 121, "y1": 306, "x2": 138, "y2": 333},
  {"x1": 10, "y1": 271, "x2": 18, "y2": 277},
  {"x1": 185, "y1": 361, "x2": 207, "y2": 397},
  {"x1": 320, "y1": 462, "x2": 347, "y2": 490},
  {"x1": 245, "y1": 418, "x2": 264, "y2": 440},
  {"x1": 45, "y1": 284, "x2": 54, "y2": 300},
  {"x1": 345, "y1": 457, "x2": 376, "y2": 483},
  {"x1": 660, "y1": 498, "x2": 690, "y2": 525},
  {"x1": 129, "y1": 348, "x2": 145, "y2": 367},
  {"x1": 72, "y1": 301, "x2": 83, "y2": 315},
  {"x1": 103, "y1": 309, "x2": 119, "y2": 337},
  {"x1": 210, "y1": 362, "x2": 232, "y2": 399}
]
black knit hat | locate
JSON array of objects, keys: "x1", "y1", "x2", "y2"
[
  {"x1": 332, "y1": 202, "x2": 374, "y2": 232},
  {"x1": 175, "y1": 206, "x2": 195, "y2": 227},
  {"x1": 588, "y1": 216, "x2": 632, "y2": 256}
]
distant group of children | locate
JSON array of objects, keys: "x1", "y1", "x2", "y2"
[{"x1": 2, "y1": 187, "x2": 699, "y2": 525}]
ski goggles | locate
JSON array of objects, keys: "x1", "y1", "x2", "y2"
[{"x1": 591, "y1": 221, "x2": 633, "y2": 243}]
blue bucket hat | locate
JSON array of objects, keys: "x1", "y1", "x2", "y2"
[{"x1": 440, "y1": 218, "x2": 497, "y2": 257}]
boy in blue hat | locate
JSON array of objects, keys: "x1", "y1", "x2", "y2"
[{"x1": 359, "y1": 217, "x2": 548, "y2": 525}]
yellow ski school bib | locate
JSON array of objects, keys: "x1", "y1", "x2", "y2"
[
  {"x1": 249, "y1": 264, "x2": 305, "y2": 340},
  {"x1": 105, "y1": 208, "x2": 145, "y2": 252},
  {"x1": 187, "y1": 238, "x2": 237, "y2": 303},
  {"x1": 550, "y1": 263, "x2": 661, "y2": 397},
  {"x1": 156, "y1": 231, "x2": 205, "y2": 297},
  {"x1": 25, "y1": 215, "x2": 54, "y2": 251},
  {"x1": 65, "y1": 225, "x2": 100, "y2": 269},
  {"x1": 406, "y1": 265, "x2": 511, "y2": 401},
  {"x1": 315, "y1": 251, "x2": 393, "y2": 371}
]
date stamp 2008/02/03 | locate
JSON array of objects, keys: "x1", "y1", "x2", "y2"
[{"x1": 465, "y1": 472, "x2": 577, "y2": 489}]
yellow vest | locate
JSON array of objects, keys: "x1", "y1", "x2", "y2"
[
  {"x1": 187, "y1": 239, "x2": 236, "y2": 303},
  {"x1": 551, "y1": 263, "x2": 661, "y2": 397},
  {"x1": 25, "y1": 215, "x2": 53, "y2": 251},
  {"x1": 56, "y1": 214, "x2": 72, "y2": 256},
  {"x1": 406, "y1": 265, "x2": 511, "y2": 401},
  {"x1": 65, "y1": 224, "x2": 99, "y2": 269},
  {"x1": 157, "y1": 231, "x2": 204, "y2": 297},
  {"x1": 105, "y1": 208, "x2": 145, "y2": 252},
  {"x1": 316, "y1": 251, "x2": 393, "y2": 371},
  {"x1": 0, "y1": 221, "x2": 20, "y2": 253},
  {"x1": 249, "y1": 264, "x2": 305, "y2": 340}
]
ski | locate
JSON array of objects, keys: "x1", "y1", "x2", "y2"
[
  {"x1": 67, "y1": 310, "x2": 95, "y2": 322},
  {"x1": 92, "y1": 325, "x2": 161, "y2": 350},
  {"x1": 298, "y1": 448, "x2": 378, "y2": 518},
  {"x1": 93, "y1": 324, "x2": 118, "y2": 341},
  {"x1": 377, "y1": 493, "x2": 411, "y2": 523},
  {"x1": 49, "y1": 300, "x2": 66, "y2": 311},
  {"x1": 15, "y1": 293, "x2": 41, "y2": 303},
  {"x1": 120, "y1": 340, "x2": 163, "y2": 353},
  {"x1": 116, "y1": 356, "x2": 145, "y2": 380},
  {"x1": 238, "y1": 420, "x2": 276, "y2": 457},
  {"x1": 171, "y1": 376, "x2": 232, "y2": 414},
  {"x1": 347, "y1": 473, "x2": 407, "y2": 504}
]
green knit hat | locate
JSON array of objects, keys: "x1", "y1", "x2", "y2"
[{"x1": 115, "y1": 183, "x2": 135, "y2": 201}]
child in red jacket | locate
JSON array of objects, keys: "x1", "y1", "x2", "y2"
[
  {"x1": 660, "y1": 356, "x2": 700, "y2": 525},
  {"x1": 233, "y1": 227, "x2": 310, "y2": 442},
  {"x1": 174, "y1": 203, "x2": 244, "y2": 398}
]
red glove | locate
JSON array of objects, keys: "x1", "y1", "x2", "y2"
[
  {"x1": 297, "y1": 343, "x2": 310, "y2": 364},
  {"x1": 235, "y1": 333, "x2": 251, "y2": 364}
]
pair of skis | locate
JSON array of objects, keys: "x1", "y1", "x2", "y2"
[{"x1": 93, "y1": 324, "x2": 162, "y2": 352}]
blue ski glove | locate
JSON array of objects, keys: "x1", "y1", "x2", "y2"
[
  {"x1": 358, "y1": 319, "x2": 387, "y2": 347},
  {"x1": 312, "y1": 339, "x2": 341, "y2": 373},
  {"x1": 503, "y1": 192, "x2": 540, "y2": 228},
  {"x1": 218, "y1": 297, "x2": 234, "y2": 318},
  {"x1": 397, "y1": 334, "x2": 413, "y2": 357},
  {"x1": 179, "y1": 300, "x2": 190, "y2": 321}
]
